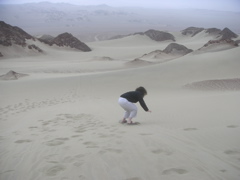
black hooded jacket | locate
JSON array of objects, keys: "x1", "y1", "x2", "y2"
[{"x1": 120, "y1": 91, "x2": 149, "y2": 111}]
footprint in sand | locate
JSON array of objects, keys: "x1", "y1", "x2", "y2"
[
  {"x1": 75, "y1": 127, "x2": 87, "y2": 134},
  {"x1": 125, "y1": 177, "x2": 143, "y2": 180},
  {"x1": 139, "y1": 133, "x2": 153, "y2": 136},
  {"x1": 15, "y1": 139, "x2": 32, "y2": 143},
  {"x1": 45, "y1": 138, "x2": 69, "y2": 146},
  {"x1": 99, "y1": 148, "x2": 122, "y2": 154},
  {"x1": 83, "y1": 141, "x2": 99, "y2": 148},
  {"x1": 45, "y1": 164, "x2": 66, "y2": 176},
  {"x1": 224, "y1": 150, "x2": 240, "y2": 155},
  {"x1": 183, "y1": 128, "x2": 198, "y2": 131},
  {"x1": 151, "y1": 149, "x2": 172, "y2": 156},
  {"x1": 162, "y1": 168, "x2": 188, "y2": 175},
  {"x1": 227, "y1": 125, "x2": 238, "y2": 128}
]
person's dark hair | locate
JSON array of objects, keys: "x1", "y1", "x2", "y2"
[{"x1": 136, "y1": 86, "x2": 147, "y2": 96}]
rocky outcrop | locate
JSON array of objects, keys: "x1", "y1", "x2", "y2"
[
  {"x1": 140, "y1": 43, "x2": 192, "y2": 62},
  {"x1": 0, "y1": 21, "x2": 34, "y2": 46},
  {"x1": 163, "y1": 43, "x2": 193, "y2": 55},
  {"x1": 195, "y1": 38, "x2": 238, "y2": 53},
  {"x1": 219, "y1": 27, "x2": 238, "y2": 40},
  {"x1": 28, "y1": 44, "x2": 43, "y2": 52},
  {"x1": 202, "y1": 39, "x2": 238, "y2": 47},
  {"x1": 0, "y1": 21, "x2": 43, "y2": 57},
  {"x1": 182, "y1": 26, "x2": 238, "y2": 40},
  {"x1": 40, "y1": 32, "x2": 91, "y2": 52},
  {"x1": 38, "y1": 34, "x2": 55, "y2": 44},
  {"x1": 181, "y1": 27, "x2": 204, "y2": 36},
  {"x1": 205, "y1": 28, "x2": 221, "y2": 34},
  {"x1": 0, "y1": 70, "x2": 29, "y2": 80}
]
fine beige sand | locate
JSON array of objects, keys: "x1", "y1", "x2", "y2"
[{"x1": 0, "y1": 31, "x2": 240, "y2": 180}]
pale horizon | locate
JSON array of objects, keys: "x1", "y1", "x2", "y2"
[{"x1": 0, "y1": 0, "x2": 240, "y2": 12}]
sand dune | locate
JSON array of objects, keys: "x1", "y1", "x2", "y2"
[
  {"x1": 184, "y1": 78, "x2": 240, "y2": 91},
  {"x1": 0, "y1": 29, "x2": 240, "y2": 180}
]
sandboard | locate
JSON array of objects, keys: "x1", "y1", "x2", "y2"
[{"x1": 119, "y1": 120, "x2": 140, "y2": 125}]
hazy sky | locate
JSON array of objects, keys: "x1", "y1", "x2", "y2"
[{"x1": 0, "y1": 0, "x2": 240, "y2": 12}]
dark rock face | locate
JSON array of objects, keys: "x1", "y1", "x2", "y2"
[
  {"x1": 163, "y1": 43, "x2": 193, "y2": 54},
  {"x1": 28, "y1": 44, "x2": 43, "y2": 52},
  {"x1": 0, "y1": 21, "x2": 34, "y2": 46},
  {"x1": 219, "y1": 27, "x2": 238, "y2": 40},
  {"x1": 40, "y1": 32, "x2": 91, "y2": 52},
  {"x1": 143, "y1": 29, "x2": 175, "y2": 42},
  {"x1": 181, "y1": 27, "x2": 204, "y2": 36}
]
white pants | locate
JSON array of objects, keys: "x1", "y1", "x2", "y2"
[{"x1": 118, "y1": 97, "x2": 138, "y2": 119}]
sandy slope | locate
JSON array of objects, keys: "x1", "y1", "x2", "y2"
[{"x1": 0, "y1": 33, "x2": 240, "y2": 180}]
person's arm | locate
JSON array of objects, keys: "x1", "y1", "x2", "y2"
[{"x1": 139, "y1": 98, "x2": 149, "y2": 112}]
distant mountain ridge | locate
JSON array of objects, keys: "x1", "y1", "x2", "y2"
[{"x1": 1, "y1": 3, "x2": 239, "y2": 42}]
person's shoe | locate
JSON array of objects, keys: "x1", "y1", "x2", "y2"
[
  {"x1": 127, "y1": 121, "x2": 133, "y2": 125},
  {"x1": 121, "y1": 120, "x2": 127, "y2": 123}
]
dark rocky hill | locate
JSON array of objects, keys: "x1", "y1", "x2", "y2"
[
  {"x1": 0, "y1": 21, "x2": 34, "y2": 46},
  {"x1": 51, "y1": 33, "x2": 91, "y2": 52},
  {"x1": 0, "y1": 21, "x2": 43, "y2": 57},
  {"x1": 38, "y1": 32, "x2": 91, "y2": 52},
  {"x1": 38, "y1": 34, "x2": 55, "y2": 43},
  {"x1": 0, "y1": 21, "x2": 91, "y2": 57},
  {"x1": 163, "y1": 43, "x2": 193, "y2": 54},
  {"x1": 182, "y1": 26, "x2": 238, "y2": 40},
  {"x1": 181, "y1": 27, "x2": 204, "y2": 37},
  {"x1": 141, "y1": 29, "x2": 175, "y2": 42},
  {"x1": 205, "y1": 28, "x2": 221, "y2": 34},
  {"x1": 219, "y1": 27, "x2": 238, "y2": 40}
]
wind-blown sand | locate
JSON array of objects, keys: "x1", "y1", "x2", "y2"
[{"x1": 0, "y1": 32, "x2": 240, "y2": 180}]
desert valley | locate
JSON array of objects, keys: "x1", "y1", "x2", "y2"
[{"x1": 0, "y1": 2, "x2": 240, "y2": 180}]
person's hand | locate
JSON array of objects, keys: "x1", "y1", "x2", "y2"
[{"x1": 148, "y1": 110, "x2": 152, "y2": 113}]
